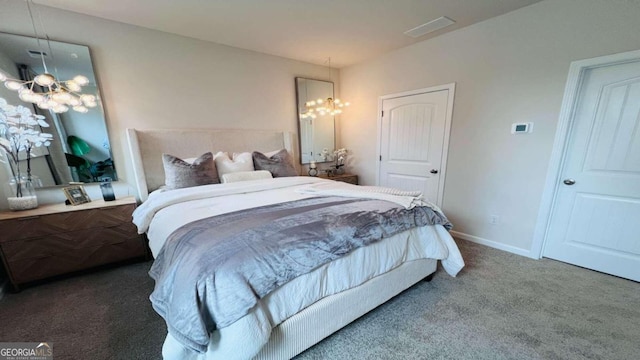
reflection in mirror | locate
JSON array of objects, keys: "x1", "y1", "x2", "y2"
[
  {"x1": 295, "y1": 77, "x2": 336, "y2": 164},
  {"x1": 0, "y1": 32, "x2": 116, "y2": 187}
]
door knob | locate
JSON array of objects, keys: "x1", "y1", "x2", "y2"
[
  {"x1": 563, "y1": 179, "x2": 576, "y2": 185},
  {"x1": 430, "y1": 169, "x2": 439, "y2": 174}
]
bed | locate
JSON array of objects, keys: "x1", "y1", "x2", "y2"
[{"x1": 126, "y1": 128, "x2": 464, "y2": 360}]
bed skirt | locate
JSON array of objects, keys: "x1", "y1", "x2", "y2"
[{"x1": 163, "y1": 258, "x2": 437, "y2": 360}]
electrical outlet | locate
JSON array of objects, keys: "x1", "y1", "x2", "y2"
[{"x1": 489, "y1": 215, "x2": 499, "y2": 225}]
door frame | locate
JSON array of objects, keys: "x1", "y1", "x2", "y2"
[
  {"x1": 531, "y1": 49, "x2": 640, "y2": 259},
  {"x1": 376, "y1": 83, "x2": 456, "y2": 206}
]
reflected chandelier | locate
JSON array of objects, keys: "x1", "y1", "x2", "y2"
[
  {"x1": 300, "y1": 97, "x2": 349, "y2": 119},
  {"x1": 0, "y1": 71, "x2": 97, "y2": 114},
  {"x1": 300, "y1": 58, "x2": 349, "y2": 119},
  {"x1": 0, "y1": 0, "x2": 97, "y2": 114}
]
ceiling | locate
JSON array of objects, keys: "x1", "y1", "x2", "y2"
[{"x1": 33, "y1": 0, "x2": 543, "y2": 68}]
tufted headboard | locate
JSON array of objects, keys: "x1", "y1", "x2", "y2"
[{"x1": 126, "y1": 128, "x2": 298, "y2": 201}]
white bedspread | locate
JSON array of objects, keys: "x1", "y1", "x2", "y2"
[
  {"x1": 295, "y1": 180, "x2": 435, "y2": 210},
  {"x1": 137, "y1": 177, "x2": 324, "y2": 257},
  {"x1": 135, "y1": 177, "x2": 465, "y2": 359}
]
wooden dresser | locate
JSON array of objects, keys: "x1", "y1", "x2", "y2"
[
  {"x1": 0, "y1": 196, "x2": 147, "y2": 291},
  {"x1": 318, "y1": 173, "x2": 359, "y2": 185}
]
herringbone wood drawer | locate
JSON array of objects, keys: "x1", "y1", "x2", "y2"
[
  {"x1": 0, "y1": 197, "x2": 147, "y2": 290},
  {"x1": 6, "y1": 237, "x2": 146, "y2": 284},
  {"x1": 0, "y1": 204, "x2": 135, "y2": 242},
  {"x1": 1, "y1": 222, "x2": 139, "y2": 261}
]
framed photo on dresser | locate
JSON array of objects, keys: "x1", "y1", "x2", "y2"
[{"x1": 62, "y1": 185, "x2": 91, "y2": 205}]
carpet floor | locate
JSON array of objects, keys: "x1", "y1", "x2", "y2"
[{"x1": 0, "y1": 239, "x2": 637, "y2": 360}]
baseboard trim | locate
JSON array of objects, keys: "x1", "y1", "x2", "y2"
[{"x1": 450, "y1": 231, "x2": 536, "y2": 259}]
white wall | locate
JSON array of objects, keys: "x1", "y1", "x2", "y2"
[
  {"x1": 0, "y1": 1, "x2": 335, "y2": 205},
  {"x1": 340, "y1": 0, "x2": 640, "y2": 256}
]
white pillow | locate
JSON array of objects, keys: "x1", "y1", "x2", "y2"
[
  {"x1": 215, "y1": 151, "x2": 255, "y2": 178},
  {"x1": 221, "y1": 170, "x2": 272, "y2": 184}
]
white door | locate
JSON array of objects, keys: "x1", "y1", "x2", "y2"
[
  {"x1": 379, "y1": 88, "x2": 452, "y2": 206},
  {"x1": 300, "y1": 118, "x2": 313, "y2": 163},
  {"x1": 543, "y1": 58, "x2": 640, "y2": 281}
]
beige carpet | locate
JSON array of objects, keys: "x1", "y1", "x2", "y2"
[
  {"x1": 295, "y1": 240, "x2": 640, "y2": 360},
  {"x1": 0, "y1": 239, "x2": 637, "y2": 360}
]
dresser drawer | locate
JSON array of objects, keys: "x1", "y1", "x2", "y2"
[
  {"x1": 5, "y1": 237, "x2": 146, "y2": 284},
  {"x1": 333, "y1": 175, "x2": 358, "y2": 185},
  {"x1": 0, "y1": 204, "x2": 135, "y2": 242},
  {"x1": 320, "y1": 174, "x2": 358, "y2": 185},
  {"x1": 1, "y1": 222, "x2": 139, "y2": 261},
  {"x1": 0, "y1": 197, "x2": 147, "y2": 290}
]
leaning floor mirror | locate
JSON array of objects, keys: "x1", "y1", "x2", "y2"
[
  {"x1": 295, "y1": 77, "x2": 336, "y2": 165},
  {"x1": 0, "y1": 32, "x2": 116, "y2": 187}
]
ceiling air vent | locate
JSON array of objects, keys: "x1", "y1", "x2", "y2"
[
  {"x1": 26, "y1": 50, "x2": 48, "y2": 58},
  {"x1": 404, "y1": 16, "x2": 456, "y2": 38}
]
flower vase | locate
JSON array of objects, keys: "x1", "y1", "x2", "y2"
[{"x1": 5, "y1": 176, "x2": 38, "y2": 211}]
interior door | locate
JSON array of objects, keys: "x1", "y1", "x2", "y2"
[
  {"x1": 379, "y1": 90, "x2": 450, "y2": 205},
  {"x1": 300, "y1": 118, "x2": 313, "y2": 163},
  {"x1": 543, "y1": 59, "x2": 640, "y2": 282}
]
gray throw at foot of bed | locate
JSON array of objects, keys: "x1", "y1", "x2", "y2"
[{"x1": 149, "y1": 196, "x2": 452, "y2": 353}]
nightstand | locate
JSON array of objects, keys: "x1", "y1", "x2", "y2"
[
  {"x1": 319, "y1": 173, "x2": 359, "y2": 185},
  {"x1": 0, "y1": 196, "x2": 147, "y2": 291}
]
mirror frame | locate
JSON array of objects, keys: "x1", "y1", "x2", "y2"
[
  {"x1": 295, "y1": 77, "x2": 336, "y2": 165},
  {"x1": 0, "y1": 31, "x2": 117, "y2": 187}
]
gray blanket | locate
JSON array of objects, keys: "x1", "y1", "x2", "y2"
[{"x1": 149, "y1": 196, "x2": 452, "y2": 353}]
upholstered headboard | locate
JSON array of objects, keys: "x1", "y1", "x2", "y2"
[{"x1": 126, "y1": 128, "x2": 298, "y2": 201}]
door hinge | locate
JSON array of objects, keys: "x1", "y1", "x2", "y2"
[
  {"x1": 381, "y1": 111, "x2": 384, "y2": 117},
  {"x1": 379, "y1": 155, "x2": 382, "y2": 161}
]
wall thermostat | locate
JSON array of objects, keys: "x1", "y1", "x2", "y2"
[{"x1": 511, "y1": 122, "x2": 533, "y2": 134}]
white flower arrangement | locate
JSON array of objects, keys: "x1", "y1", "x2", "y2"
[
  {"x1": 0, "y1": 97, "x2": 53, "y2": 198},
  {"x1": 333, "y1": 148, "x2": 348, "y2": 167},
  {"x1": 319, "y1": 148, "x2": 331, "y2": 161}
]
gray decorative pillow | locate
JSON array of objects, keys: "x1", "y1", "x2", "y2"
[
  {"x1": 252, "y1": 149, "x2": 297, "y2": 177},
  {"x1": 162, "y1": 152, "x2": 220, "y2": 189}
]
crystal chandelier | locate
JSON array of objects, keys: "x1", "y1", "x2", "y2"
[
  {"x1": 0, "y1": 0, "x2": 98, "y2": 114},
  {"x1": 300, "y1": 58, "x2": 349, "y2": 119}
]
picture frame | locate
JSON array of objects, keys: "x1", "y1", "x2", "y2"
[{"x1": 62, "y1": 185, "x2": 91, "y2": 205}]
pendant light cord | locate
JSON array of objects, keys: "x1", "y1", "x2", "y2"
[{"x1": 26, "y1": 0, "x2": 49, "y2": 74}]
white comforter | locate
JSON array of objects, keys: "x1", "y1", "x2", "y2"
[{"x1": 134, "y1": 177, "x2": 464, "y2": 360}]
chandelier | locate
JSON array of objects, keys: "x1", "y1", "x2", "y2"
[
  {"x1": 0, "y1": 71, "x2": 97, "y2": 114},
  {"x1": 300, "y1": 97, "x2": 349, "y2": 119},
  {"x1": 300, "y1": 57, "x2": 349, "y2": 119},
  {"x1": 0, "y1": 0, "x2": 98, "y2": 114}
]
